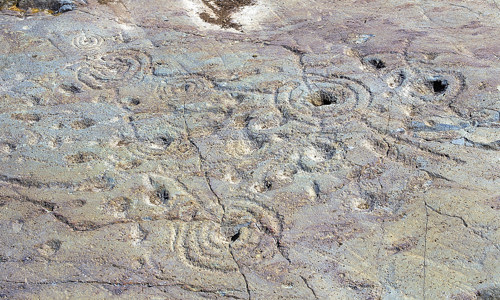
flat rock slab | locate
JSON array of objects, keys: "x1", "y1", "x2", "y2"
[{"x1": 0, "y1": 0, "x2": 499, "y2": 299}]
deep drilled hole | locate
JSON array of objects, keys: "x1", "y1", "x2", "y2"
[
  {"x1": 368, "y1": 58, "x2": 386, "y2": 69},
  {"x1": 320, "y1": 90, "x2": 335, "y2": 105},
  {"x1": 156, "y1": 188, "x2": 169, "y2": 204},
  {"x1": 429, "y1": 78, "x2": 448, "y2": 94},
  {"x1": 231, "y1": 231, "x2": 241, "y2": 242},
  {"x1": 264, "y1": 180, "x2": 273, "y2": 190},
  {"x1": 309, "y1": 90, "x2": 337, "y2": 106}
]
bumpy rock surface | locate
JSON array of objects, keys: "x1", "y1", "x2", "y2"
[{"x1": 0, "y1": 0, "x2": 499, "y2": 299}]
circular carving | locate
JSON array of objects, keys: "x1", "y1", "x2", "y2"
[
  {"x1": 175, "y1": 221, "x2": 238, "y2": 273},
  {"x1": 77, "y1": 49, "x2": 151, "y2": 89},
  {"x1": 72, "y1": 32, "x2": 104, "y2": 50},
  {"x1": 277, "y1": 74, "x2": 372, "y2": 124},
  {"x1": 406, "y1": 69, "x2": 466, "y2": 103},
  {"x1": 222, "y1": 199, "x2": 281, "y2": 260}
]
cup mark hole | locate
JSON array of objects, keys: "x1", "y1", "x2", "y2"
[
  {"x1": 368, "y1": 58, "x2": 386, "y2": 69},
  {"x1": 156, "y1": 188, "x2": 170, "y2": 205},
  {"x1": 309, "y1": 90, "x2": 338, "y2": 106},
  {"x1": 230, "y1": 230, "x2": 241, "y2": 242},
  {"x1": 429, "y1": 78, "x2": 448, "y2": 94}
]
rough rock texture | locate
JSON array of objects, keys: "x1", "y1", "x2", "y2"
[
  {"x1": 0, "y1": 0, "x2": 82, "y2": 12},
  {"x1": 0, "y1": 0, "x2": 499, "y2": 299}
]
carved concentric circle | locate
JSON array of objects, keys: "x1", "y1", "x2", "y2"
[
  {"x1": 77, "y1": 49, "x2": 151, "y2": 89},
  {"x1": 222, "y1": 199, "x2": 281, "y2": 260},
  {"x1": 175, "y1": 221, "x2": 238, "y2": 273},
  {"x1": 404, "y1": 69, "x2": 466, "y2": 103},
  {"x1": 277, "y1": 74, "x2": 372, "y2": 124},
  {"x1": 72, "y1": 32, "x2": 104, "y2": 50},
  {"x1": 224, "y1": 200, "x2": 280, "y2": 236}
]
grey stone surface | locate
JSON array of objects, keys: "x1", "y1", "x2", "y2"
[{"x1": 0, "y1": 0, "x2": 499, "y2": 299}]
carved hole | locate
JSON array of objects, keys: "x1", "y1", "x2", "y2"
[
  {"x1": 264, "y1": 180, "x2": 272, "y2": 190},
  {"x1": 309, "y1": 90, "x2": 337, "y2": 106},
  {"x1": 368, "y1": 58, "x2": 386, "y2": 69},
  {"x1": 156, "y1": 188, "x2": 170, "y2": 204},
  {"x1": 428, "y1": 78, "x2": 448, "y2": 94},
  {"x1": 230, "y1": 231, "x2": 241, "y2": 242}
]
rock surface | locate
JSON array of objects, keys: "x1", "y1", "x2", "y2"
[{"x1": 0, "y1": 0, "x2": 499, "y2": 299}]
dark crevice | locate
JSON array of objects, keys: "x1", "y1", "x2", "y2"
[
  {"x1": 310, "y1": 90, "x2": 337, "y2": 106},
  {"x1": 313, "y1": 180, "x2": 321, "y2": 199},
  {"x1": 156, "y1": 188, "x2": 170, "y2": 204},
  {"x1": 368, "y1": 58, "x2": 386, "y2": 69},
  {"x1": 231, "y1": 230, "x2": 241, "y2": 242},
  {"x1": 425, "y1": 202, "x2": 468, "y2": 227},
  {"x1": 181, "y1": 88, "x2": 251, "y2": 300},
  {"x1": 428, "y1": 78, "x2": 448, "y2": 94},
  {"x1": 300, "y1": 276, "x2": 318, "y2": 299},
  {"x1": 319, "y1": 90, "x2": 335, "y2": 105}
]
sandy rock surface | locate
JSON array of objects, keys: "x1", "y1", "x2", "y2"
[{"x1": 0, "y1": 0, "x2": 499, "y2": 299}]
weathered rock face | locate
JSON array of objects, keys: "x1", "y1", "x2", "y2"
[
  {"x1": 0, "y1": 0, "x2": 499, "y2": 299},
  {"x1": 0, "y1": 0, "x2": 81, "y2": 12}
]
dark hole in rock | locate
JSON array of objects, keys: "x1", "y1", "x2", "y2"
[
  {"x1": 156, "y1": 188, "x2": 169, "y2": 204},
  {"x1": 310, "y1": 90, "x2": 337, "y2": 106},
  {"x1": 130, "y1": 98, "x2": 140, "y2": 105},
  {"x1": 157, "y1": 136, "x2": 172, "y2": 147},
  {"x1": 368, "y1": 58, "x2": 386, "y2": 69},
  {"x1": 231, "y1": 230, "x2": 240, "y2": 242},
  {"x1": 428, "y1": 78, "x2": 448, "y2": 94},
  {"x1": 264, "y1": 180, "x2": 272, "y2": 190}
]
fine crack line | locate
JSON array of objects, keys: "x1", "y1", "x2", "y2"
[
  {"x1": 421, "y1": 169, "x2": 453, "y2": 182},
  {"x1": 425, "y1": 203, "x2": 500, "y2": 252},
  {"x1": 425, "y1": 202, "x2": 468, "y2": 227},
  {"x1": 423, "y1": 202, "x2": 429, "y2": 300},
  {"x1": 229, "y1": 245, "x2": 252, "y2": 300},
  {"x1": 299, "y1": 276, "x2": 318, "y2": 299},
  {"x1": 274, "y1": 213, "x2": 291, "y2": 264},
  {"x1": 181, "y1": 89, "x2": 251, "y2": 300},
  {"x1": 281, "y1": 44, "x2": 307, "y2": 87}
]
